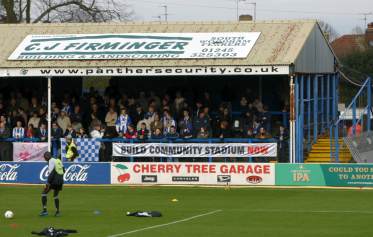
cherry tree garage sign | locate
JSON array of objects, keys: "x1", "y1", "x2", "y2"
[{"x1": 111, "y1": 163, "x2": 275, "y2": 185}]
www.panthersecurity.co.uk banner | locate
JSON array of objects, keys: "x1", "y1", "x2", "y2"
[{"x1": 112, "y1": 143, "x2": 277, "y2": 158}]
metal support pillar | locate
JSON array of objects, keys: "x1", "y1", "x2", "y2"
[
  {"x1": 289, "y1": 76, "x2": 296, "y2": 164},
  {"x1": 327, "y1": 74, "x2": 330, "y2": 126},
  {"x1": 47, "y1": 77, "x2": 52, "y2": 153},
  {"x1": 307, "y1": 75, "x2": 311, "y2": 151},
  {"x1": 313, "y1": 75, "x2": 318, "y2": 144},
  {"x1": 321, "y1": 75, "x2": 325, "y2": 133},
  {"x1": 295, "y1": 75, "x2": 299, "y2": 163},
  {"x1": 367, "y1": 77, "x2": 371, "y2": 132}
]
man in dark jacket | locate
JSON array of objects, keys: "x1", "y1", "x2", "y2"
[{"x1": 0, "y1": 121, "x2": 11, "y2": 161}]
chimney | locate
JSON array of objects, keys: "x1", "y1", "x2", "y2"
[{"x1": 239, "y1": 15, "x2": 253, "y2": 21}]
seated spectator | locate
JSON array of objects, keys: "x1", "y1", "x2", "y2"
[
  {"x1": 77, "y1": 128, "x2": 88, "y2": 138},
  {"x1": 64, "y1": 125, "x2": 77, "y2": 138},
  {"x1": 137, "y1": 122, "x2": 149, "y2": 140},
  {"x1": 179, "y1": 109, "x2": 193, "y2": 139},
  {"x1": 193, "y1": 111, "x2": 211, "y2": 137},
  {"x1": 17, "y1": 107, "x2": 28, "y2": 126},
  {"x1": 71, "y1": 105, "x2": 83, "y2": 124},
  {"x1": 51, "y1": 106, "x2": 60, "y2": 122},
  {"x1": 245, "y1": 128, "x2": 254, "y2": 138},
  {"x1": 124, "y1": 124, "x2": 137, "y2": 139},
  {"x1": 166, "y1": 125, "x2": 179, "y2": 139},
  {"x1": 151, "y1": 128, "x2": 164, "y2": 139},
  {"x1": 116, "y1": 107, "x2": 132, "y2": 136},
  {"x1": 144, "y1": 106, "x2": 156, "y2": 124},
  {"x1": 26, "y1": 124, "x2": 36, "y2": 138},
  {"x1": 57, "y1": 110, "x2": 71, "y2": 134},
  {"x1": 150, "y1": 113, "x2": 163, "y2": 135},
  {"x1": 28, "y1": 112, "x2": 40, "y2": 129},
  {"x1": 132, "y1": 104, "x2": 145, "y2": 126},
  {"x1": 12, "y1": 120, "x2": 25, "y2": 139},
  {"x1": 218, "y1": 120, "x2": 231, "y2": 139},
  {"x1": 90, "y1": 123, "x2": 104, "y2": 139},
  {"x1": 174, "y1": 91, "x2": 185, "y2": 114},
  {"x1": 231, "y1": 119, "x2": 243, "y2": 137},
  {"x1": 162, "y1": 110, "x2": 176, "y2": 134},
  {"x1": 256, "y1": 127, "x2": 271, "y2": 139},
  {"x1": 196, "y1": 127, "x2": 209, "y2": 139},
  {"x1": 38, "y1": 107, "x2": 47, "y2": 126},
  {"x1": 105, "y1": 107, "x2": 118, "y2": 129},
  {"x1": 36, "y1": 123, "x2": 48, "y2": 142}
]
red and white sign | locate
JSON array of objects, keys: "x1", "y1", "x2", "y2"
[
  {"x1": 111, "y1": 162, "x2": 275, "y2": 185},
  {"x1": 112, "y1": 143, "x2": 277, "y2": 158},
  {"x1": 12, "y1": 142, "x2": 48, "y2": 161}
]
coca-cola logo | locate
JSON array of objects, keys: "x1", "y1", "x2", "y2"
[
  {"x1": 246, "y1": 175, "x2": 263, "y2": 184},
  {"x1": 0, "y1": 164, "x2": 20, "y2": 181},
  {"x1": 40, "y1": 164, "x2": 90, "y2": 182}
]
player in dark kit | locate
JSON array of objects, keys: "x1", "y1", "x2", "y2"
[{"x1": 40, "y1": 152, "x2": 65, "y2": 217}]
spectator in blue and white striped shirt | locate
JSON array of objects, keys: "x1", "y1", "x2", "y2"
[
  {"x1": 12, "y1": 121, "x2": 25, "y2": 139},
  {"x1": 115, "y1": 108, "x2": 132, "y2": 136}
]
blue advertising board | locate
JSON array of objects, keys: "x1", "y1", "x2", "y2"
[{"x1": 0, "y1": 162, "x2": 111, "y2": 184}]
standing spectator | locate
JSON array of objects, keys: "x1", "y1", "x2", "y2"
[
  {"x1": 57, "y1": 111, "x2": 71, "y2": 134},
  {"x1": 179, "y1": 110, "x2": 193, "y2": 139},
  {"x1": 36, "y1": 123, "x2": 48, "y2": 142},
  {"x1": 105, "y1": 107, "x2": 118, "y2": 130},
  {"x1": 0, "y1": 101, "x2": 6, "y2": 115},
  {"x1": 256, "y1": 127, "x2": 271, "y2": 139},
  {"x1": 61, "y1": 101, "x2": 72, "y2": 116},
  {"x1": 28, "y1": 112, "x2": 40, "y2": 129},
  {"x1": 29, "y1": 96, "x2": 40, "y2": 116},
  {"x1": 38, "y1": 107, "x2": 47, "y2": 126},
  {"x1": 150, "y1": 113, "x2": 163, "y2": 135},
  {"x1": 12, "y1": 120, "x2": 25, "y2": 139},
  {"x1": 51, "y1": 106, "x2": 60, "y2": 122},
  {"x1": 162, "y1": 110, "x2": 176, "y2": 134},
  {"x1": 275, "y1": 125, "x2": 289, "y2": 163},
  {"x1": 17, "y1": 107, "x2": 28, "y2": 126},
  {"x1": 132, "y1": 104, "x2": 144, "y2": 126},
  {"x1": 70, "y1": 105, "x2": 83, "y2": 125},
  {"x1": 90, "y1": 124, "x2": 104, "y2": 139},
  {"x1": 124, "y1": 125, "x2": 137, "y2": 139},
  {"x1": 116, "y1": 108, "x2": 132, "y2": 136},
  {"x1": 137, "y1": 122, "x2": 149, "y2": 140},
  {"x1": 51, "y1": 122, "x2": 63, "y2": 141},
  {"x1": 194, "y1": 101, "x2": 204, "y2": 118},
  {"x1": 174, "y1": 91, "x2": 185, "y2": 114},
  {"x1": 0, "y1": 121, "x2": 11, "y2": 160}
]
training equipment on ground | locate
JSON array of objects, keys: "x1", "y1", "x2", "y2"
[
  {"x1": 31, "y1": 227, "x2": 78, "y2": 236},
  {"x1": 126, "y1": 211, "x2": 162, "y2": 217},
  {"x1": 4, "y1": 210, "x2": 14, "y2": 219}
]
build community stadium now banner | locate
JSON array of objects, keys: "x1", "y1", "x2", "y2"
[
  {"x1": 112, "y1": 143, "x2": 277, "y2": 158},
  {"x1": 9, "y1": 33, "x2": 260, "y2": 60},
  {"x1": 276, "y1": 164, "x2": 373, "y2": 187},
  {"x1": 111, "y1": 162, "x2": 275, "y2": 185}
]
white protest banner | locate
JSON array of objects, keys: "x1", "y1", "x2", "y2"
[
  {"x1": 13, "y1": 142, "x2": 48, "y2": 161},
  {"x1": 9, "y1": 32, "x2": 260, "y2": 60},
  {"x1": 112, "y1": 143, "x2": 277, "y2": 158},
  {"x1": 111, "y1": 162, "x2": 275, "y2": 185}
]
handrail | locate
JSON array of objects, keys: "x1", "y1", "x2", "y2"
[
  {"x1": 0, "y1": 137, "x2": 278, "y2": 143},
  {"x1": 334, "y1": 78, "x2": 370, "y2": 126}
]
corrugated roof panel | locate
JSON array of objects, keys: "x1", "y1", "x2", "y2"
[{"x1": 0, "y1": 20, "x2": 334, "y2": 72}]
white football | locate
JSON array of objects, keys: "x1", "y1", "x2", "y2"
[{"x1": 4, "y1": 210, "x2": 14, "y2": 219}]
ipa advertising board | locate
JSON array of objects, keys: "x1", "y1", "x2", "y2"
[
  {"x1": 111, "y1": 162, "x2": 275, "y2": 185},
  {"x1": 9, "y1": 32, "x2": 261, "y2": 60}
]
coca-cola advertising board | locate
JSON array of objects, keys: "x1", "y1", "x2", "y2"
[{"x1": 0, "y1": 162, "x2": 110, "y2": 184}]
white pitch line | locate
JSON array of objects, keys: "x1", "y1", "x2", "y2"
[
  {"x1": 248, "y1": 209, "x2": 373, "y2": 215},
  {"x1": 107, "y1": 209, "x2": 222, "y2": 237}
]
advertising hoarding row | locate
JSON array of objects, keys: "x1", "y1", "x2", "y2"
[{"x1": 2, "y1": 162, "x2": 373, "y2": 187}]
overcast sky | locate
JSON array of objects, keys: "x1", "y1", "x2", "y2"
[{"x1": 126, "y1": 0, "x2": 373, "y2": 35}]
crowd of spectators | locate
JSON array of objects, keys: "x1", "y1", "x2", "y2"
[{"x1": 0, "y1": 88, "x2": 288, "y2": 142}]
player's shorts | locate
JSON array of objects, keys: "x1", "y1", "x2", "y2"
[{"x1": 48, "y1": 171, "x2": 64, "y2": 191}]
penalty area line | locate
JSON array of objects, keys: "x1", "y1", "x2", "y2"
[
  {"x1": 248, "y1": 209, "x2": 373, "y2": 215},
  {"x1": 107, "y1": 209, "x2": 222, "y2": 237}
]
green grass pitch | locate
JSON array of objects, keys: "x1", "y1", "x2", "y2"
[{"x1": 1, "y1": 185, "x2": 373, "y2": 237}]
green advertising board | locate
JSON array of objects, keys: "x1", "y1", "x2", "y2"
[{"x1": 276, "y1": 164, "x2": 373, "y2": 187}]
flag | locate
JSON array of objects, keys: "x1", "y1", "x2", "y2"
[
  {"x1": 61, "y1": 138, "x2": 100, "y2": 162},
  {"x1": 13, "y1": 142, "x2": 48, "y2": 161}
]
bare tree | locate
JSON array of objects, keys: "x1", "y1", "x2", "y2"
[
  {"x1": 318, "y1": 20, "x2": 339, "y2": 42},
  {"x1": 0, "y1": 0, "x2": 133, "y2": 23},
  {"x1": 351, "y1": 26, "x2": 364, "y2": 35}
]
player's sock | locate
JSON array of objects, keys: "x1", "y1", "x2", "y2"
[
  {"x1": 54, "y1": 196, "x2": 59, "y2": 212},
  {"x1": 42, "y1": 194, "x2": 47, "y2": 211}
]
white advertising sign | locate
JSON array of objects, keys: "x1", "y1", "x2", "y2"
[
  {"x1": 12, "y1": 142, "x2": 48, "y2": 161},
  {"x1": 112, "y1": 143, "x2": 277, "y2": 158},
  {"x1": 111, "y1": 162, "x2": 275, "y2": 185},
  {"x1": 0, "y1": 65, "x2": 289, "y2": 77},
  {"x1": 9, "y1": 33, "x2": 261, "y2": 60}
]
